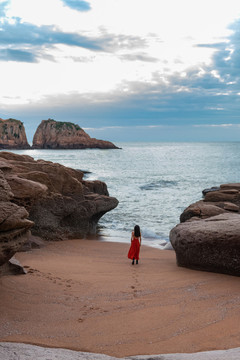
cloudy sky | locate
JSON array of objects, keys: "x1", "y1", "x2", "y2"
[{"x1": 1, "y1": 0, "x2": 240, "y2": 142}]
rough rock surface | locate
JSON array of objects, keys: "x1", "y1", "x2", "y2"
[
  {"x1": 0, "y1": 118, "x2": 30, "y2": 149},
  {"x1": 1, "y1": 343, "x2": 240, "y2": 360},
  {"x1": 170, "y1": 183, "x2": 240, "y2": 276},
  {"x1": 179, "y1": 200, "x2": 226, "y2": 223},
  {"x1": 0, "y1": 168, "x2": 33, "y2": 266},
  {"x1": 170, "y1": 213, "x2": 240, "y2": 276},
  {"x1": 32, "y1": 119, "x2": 119, "y2": 149},
  {"x1": 0, "y1": 151, "x2": 118, "y2": 241}
]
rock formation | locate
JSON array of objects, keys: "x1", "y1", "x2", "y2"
[
  {"x1": 170, "y1": 183, "x2": 240, "y2": 276},
  {"x1": 0, "y1": 118, "x2": 30, "y2": 149},
  {"x1": 32, "y1": 119, "x2": 119, "y2": 149},
  {"x1": 0, "y1": 151, "x2": 118, "y2": 243},
  {"x1": 0, "y1": 168, "x2": 33, "y2": 267}
]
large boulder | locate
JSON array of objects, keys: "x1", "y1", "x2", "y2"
[
  {"x1": 32, "y1": 119, "x2": 119, "y2": 149},
  {"x1": 0, "y1": 170, "x2": 33, "y2": 266},
  {"x1": 0, "y1": 118, "x2": 30, "y2": 149},
  {"x1": 179, "y1": 200, "x2": 226, "y2": 222},
  {"x1": 0, "y1": 152, "x2": 118, "y2": 241},
  {"x1": 170, "y1": 213, "x2": 240, "y2": 276},
  {"x1": 170, "y1": 183, "x2": 240, "y2": 276}
]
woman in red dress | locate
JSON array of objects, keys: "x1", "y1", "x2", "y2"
[{"x1": 128, "y1": 225, "x2": 141, "y2": 265}]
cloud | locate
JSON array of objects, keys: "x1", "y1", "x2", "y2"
[
  {"x1": 0, "y1": 18, "x2": 102, "y2": 48},
  {"x1": 0, "y1": 48, "x2": 37, "y2": 62},
  {"x1": 196, "y1": 42, "x2": 227, "y2": 49},
  {"x1": 2, "y1": 6, "x2": 240, "y2": 142},
  {"x1": 62, "y1": 0, "x2": 91, "y2": 11},
  {"x1": 84, "y1": 124, "x2": 169, "y2": 131},
  {"x1": 193, "y1": 20, "x2": 240, "y2": 88},
  {"x1": 0, "y1": 15, "x2": 147, "y2": 63},
  {"x1": 120, "y1": 52, "x2": 158, "y2": 63},
  {"x1": 193, "y1": 123, "x2": 239, "y2": 128},
  {"x1": 0, "y1": 1, "x2": 8, "y2": 16},
  {"x1": 130, "y1": 18, "x2": 239, "y2": 124},
  {"x1": 0, "y1": 17, "x2": 104, "y2": 62},
  {"x1": 98, "y1": 28, "x2": 147, "y2": 52}
]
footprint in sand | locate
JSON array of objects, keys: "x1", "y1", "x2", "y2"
[{"x1": 28, "y1": 268, "x2": 40, "y2": 274}]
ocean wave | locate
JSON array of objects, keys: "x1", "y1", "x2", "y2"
[
  {"x1": 140, "y1": 179, "x2": 178, "y2": 191},
  {"x1": 141, "y1": 228, "x2": 162, "y2": 239}
]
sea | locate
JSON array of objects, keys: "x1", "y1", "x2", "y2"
[{"x1": 8, "y1": 142, "x2": 240, "y2": 249}]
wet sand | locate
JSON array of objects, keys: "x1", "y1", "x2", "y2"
[{"x1": 1, "y1": 239, "x2": 240, "y2": 358}]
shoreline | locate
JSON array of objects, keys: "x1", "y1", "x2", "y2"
[
  {"x1": 1, "y1": 239, "x2": 240, "y2": 357},
  {"x1": 96, "y1": 228, "x2": 171, "y2": 250},
  {"x1": 1, "y1": 342, "x2": 240, "y2": 360}
]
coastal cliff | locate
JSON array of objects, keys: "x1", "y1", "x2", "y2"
[
  {"x1": 0, "y1": 118, "x2": 30, "y2": 149},
  {"x1": 0, "y1": 151, "x2": 118, "y2": 268},
  {"x1": 32, "y1": 119, "x2": 118, "y2": 149},
  {"x1": 170, "y1": 184, "x2": 240, "y2": 276}
]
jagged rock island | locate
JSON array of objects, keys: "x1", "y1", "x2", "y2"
[
  {"x1": 32, "y1": 119, "x2": 119, "y2": 149},
  {"x1": 0, "y1": 118, "x2": 30, "y2": 149},
  {"x1": 170, "y1": 184, "x2": 240, "y2": 276},
  {"x1": 0, "y1": 151, "x2": 118, "y2": 269}
]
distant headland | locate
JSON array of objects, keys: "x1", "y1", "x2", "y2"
[{"x1": 0, "y1": 118, "x2": 119, "y2": 150}]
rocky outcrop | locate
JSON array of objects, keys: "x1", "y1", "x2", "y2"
[
  {"x1": 180, "y1": 183, "x2": 240, "y2": 223},
  {"x1": 0, "y1": 169, "x2": 33, "y2": 266},
  {"x1": 170, "y1": 183, "x2": 240, "y2": 276},
  {"x1": 32, "y1": 119, "x2": 119, "y2": 149},
  {"x1": 0, "y1": 118, "x2": 30, "y2": 149},
  {"x1": 170, "y1": 213, "x2": 240, "y2": 276},
  {"x1": 0, "y1": 118, "x2": 118, "y2": 150},
  {"x1": 0, "y1": 151, "x2": 118, "y2": 241}
]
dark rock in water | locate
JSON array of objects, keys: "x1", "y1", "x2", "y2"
[
  {"x1": 78, "y1": 169, "x2": 92, "y2": 175},
  {"x1": 140, "y1": 179, "x2": 177, "y2": 191},
  {"x1": 170, "y1": 182, "x2": 240, "y2": 276},
  {"x1": 202, "y1": 186, "x2": 220, "y2": 197}
]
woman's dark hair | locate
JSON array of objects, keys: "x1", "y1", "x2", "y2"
[{"x1": 134, "y1": 225, "x2": 141, "y2": 237}]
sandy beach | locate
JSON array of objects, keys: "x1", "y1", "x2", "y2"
[{"x1": 1, "y1": 239, "x2": 240, "y2": 358}]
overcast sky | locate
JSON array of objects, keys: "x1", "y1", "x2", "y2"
[{"x1": 1, "y1": 0, "x2": 240, "y2": 142}]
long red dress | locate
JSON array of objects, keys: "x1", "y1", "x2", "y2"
[{"x1": 128, "y1": 232, "x2": 141, "y2": 260}]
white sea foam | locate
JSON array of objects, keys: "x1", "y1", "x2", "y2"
[
  {"x1": 141, "y1": 228, "x2": 162, "y2": 239},
  {"x1": 1, "y1": 342, "x2": 240, "y2": 360}
]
